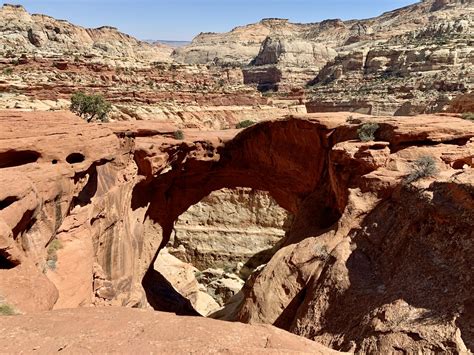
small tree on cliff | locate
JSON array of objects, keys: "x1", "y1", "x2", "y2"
[{"x1": 70, "y1": 91, "x2": 112, "y2": 123}]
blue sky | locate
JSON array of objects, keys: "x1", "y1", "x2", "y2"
[{"x1": 5, "y1": 0, "x2": 417, "y2": 41}]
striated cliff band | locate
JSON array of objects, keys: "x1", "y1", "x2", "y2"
[
  {"x1": 1, "y1": 1, "x2": 473, "y2": 122},
  {"x1": 174, "y1": 0, "x2": 473, "y2": 114}
]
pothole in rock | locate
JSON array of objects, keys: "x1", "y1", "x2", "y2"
[{"x1": 154, "y1": 187, "x2": 293, "y2": 317}]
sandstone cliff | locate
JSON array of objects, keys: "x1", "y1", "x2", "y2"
[
  {"x1": 172, "y1": 19, "x2": 302, "y2": 66},
  {"x1": 306, "y1": 11, "x2": 473, "y2": 115},
  {"x1": 171, "y1": 188, "x2": 291, "y2": 271},
  {"x1": 173, "y1": 0, "x2": 473, "y2": 114},
  {"x1": 1, "y1": 110, "x2": 472, "y2": 353},
  {"x1": 174, "y1": 0, "x2": 471, "y2": 66},
  {"x1": 0, "y1": 4, "x2": 172, "y2": 64}
]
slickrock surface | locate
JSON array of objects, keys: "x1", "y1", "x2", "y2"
[
  {"x1": 0, "y1": 307, "x2": 340, "y2": 354},
  {"x1": 171, "y1": 187, "x2": 291, "y2": 271},
  {"x1": 1, "y1": 110, "x2": 473, "y2": 353}
]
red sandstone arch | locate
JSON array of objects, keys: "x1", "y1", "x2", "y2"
[
  {"x1": 132, "y1": 118, "x2": 351, "y2": 312},
  {"x1": 133, "y1": 118, "x2": 348, "y2": 248}
]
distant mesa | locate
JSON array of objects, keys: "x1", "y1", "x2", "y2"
[{"x1": 146, "y1": 40, "x2": 191, "y2": 48}]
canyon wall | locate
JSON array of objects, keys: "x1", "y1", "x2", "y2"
[
  {"x1": 1, "y1": 110, "x2": 472, "y2": 353},
  {"x1": 2, "y1": 1, "x2": 471, "y2": 122},
  {"x1": 173, "y1": 0, "x2": 473, "y2": 114}
]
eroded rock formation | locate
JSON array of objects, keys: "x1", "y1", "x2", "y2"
[
  {"x1": 154, "y1": 187, "x2": 291, "y2": 313},
  {"x1": 1, "y1": 109, "x2": 472, "y2": 353},
  {"x1": 173, "y1": 0, "x2": 473, "y2": 114},
  {"x1": 307, "y1": 16, "x2": 473, "y2": 115},
  {"x1": 0, "y1": 4, "x2": 172, "y2": 64},
  {"x1": 170, "y1": 188, "x2": 291, "y2": 271}
]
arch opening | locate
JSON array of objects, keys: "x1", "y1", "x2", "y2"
[
  {"x1": 152, "y1": 187, "x2": 293, "y2": 316},
  {"x1": 135, "y1": 118, "x2": 348, "y2": 318}
]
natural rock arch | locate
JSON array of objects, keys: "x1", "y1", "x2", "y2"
[
  {"x1": 133, "y1": 118, "x2": 347, "y2": 245},
  {"x1": 2, "y1": 111, "x2": 472, "y2": 353},
  {"x1": 131, "y1": 118, "x2": 351, "y2": 311}
]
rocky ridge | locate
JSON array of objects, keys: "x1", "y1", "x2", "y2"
[{"x1": 0, "y1": 4, "x2": 172, "y2": 65}]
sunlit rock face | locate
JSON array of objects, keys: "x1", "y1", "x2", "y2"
[
  {"x1": 0, "y1": 4, "x2": 172, "y2": 63},
  {"x1": 1, "y1": 110, "x2": 473, "y2": 353},
  {"x1": 169, "y1": 188, "x2": 292, "y2": 271},
  {"x1": 154, "y1": 188, "x2": 292, "y2": 314}
]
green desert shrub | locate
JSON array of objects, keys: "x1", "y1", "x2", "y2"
[
  {"x1": 0, "y1": 304, "x2": 16, "y2": 316},
  {"x1": 346, "y1": 115, "x2": 361, "y2": 124},
  {"x1": 461, "y1": 112, "x2": 474, "y2": 121},
  {"x1": 46, "y1": 239, "x2": 62, "y2": 270},
  {"x1": 173, "y1": 130, "x2": 184, "y2": 140},
  {"x1": 2, "y1": 67, "x2": 13, "y2": 76},
  {"x1": 357, "y1": 123, "x2": 379, "y2": 142},
  {"x1": 70, "y1": 91, "x2": 112, "y2": 123},
  {"x1": 404, "y1": 156, "x2": 438, "y2": 183},
  {"x1": 236, "y1": 120, "x2": 256, "y2": 129}
]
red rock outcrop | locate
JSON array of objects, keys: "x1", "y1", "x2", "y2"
[
  {"x1": 0, "y1": 307, "x2": 339, "y2": 354},
  {"x1": 1, "y1": 110, "x2": 473, "y2": 353}
]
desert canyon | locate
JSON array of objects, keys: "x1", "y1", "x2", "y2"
[{"x1": 0, "y1": 1, "x2": 473, "y2": 354}]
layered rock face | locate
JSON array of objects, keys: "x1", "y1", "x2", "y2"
[
  {"x1": 170, "y1": 188, "x2": 291, "y2": 271},
  {"x1": 0, "y1": 4, "x2": 172, "y2": 64},
  {"x1": 155, "y1": 187, "x2": 291, "y2": 312},
  {"x1": 307, "y1": 15, "x2": 473, "y2": 115},
  {"x1": 174, "y1": 0, "x2": 473, "y2": 114},
  {"x1": 1, "y1": 109, "x2": 472, "y2": 353},
  {"x1": 172, "y1": 19, "x2": 303, "y2": 66},
  {"x1": 244, "y1": 37, "x2": 337, "y2": 91},
  {"x1": 0, "y1": 7, "x2": 306, "y2": 130}
]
